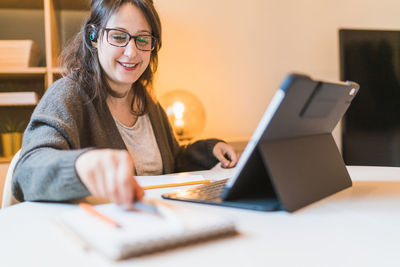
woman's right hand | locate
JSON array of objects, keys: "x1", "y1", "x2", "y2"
[{"x1": 75, "y1": 149, "x2": 144, "y2": 208}]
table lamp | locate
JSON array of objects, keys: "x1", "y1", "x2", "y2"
[{"x1": 159, "y1": 89, "x2": 206, "y2": 142}]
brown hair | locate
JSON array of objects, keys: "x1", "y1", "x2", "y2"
[{"x1": 61, "y1": 0, "x2": 162, "y2": 115}]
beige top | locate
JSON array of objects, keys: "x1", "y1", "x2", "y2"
[{"x1": 113, "y1": 114, "x2": 163, "y2": 176}]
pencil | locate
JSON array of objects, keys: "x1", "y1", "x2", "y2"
[
  {"x1": 79, "y1": 203, "x2": 121, "y2": 228},
  {"x1": 142, "y1": 179, "x2": 211, "y2": 190}
]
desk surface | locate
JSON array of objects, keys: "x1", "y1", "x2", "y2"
[{"x1": 1, "y1": 166, "x2": 400, "y2": 267}]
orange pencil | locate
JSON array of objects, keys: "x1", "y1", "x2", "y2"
[
  {"x1": 79, "y1": 203, "x2": 121, "y2": 228},
  {"x1": 142, "y1": 179, "x2": 211, "y2": 190}
]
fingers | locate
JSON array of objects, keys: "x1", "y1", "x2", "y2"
[
  {"x1": 75, "y1": 149, "x2": 141, "y2": 208},
  {"x1": 81, "y1": 169, "x2": 100, "y2": 196},
  {"x1": 132, "y1": 176, "x2": 145, "y2": 201},
  {"x1": 212, "y1": 142, "x2": 239, "y2": 168},
  {"x1": 215, "y1": 150, "x2": 231, "y2": 168},
  {"x1": 115, "y1": 152, "x2": 134, "y2": 209},
  {"x1": 104, "y1": 154, "x2": 119, "y2": 203},
  {"x1": 224, "y1": 149, "x2": 238, "y2": 168}
]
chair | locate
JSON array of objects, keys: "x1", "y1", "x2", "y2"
[{"x1": 1, "y1": 150, "x2": 21, "y2": 209}]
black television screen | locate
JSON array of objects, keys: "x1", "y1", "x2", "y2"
[{"x1": 339, "y1": 29, "x2": 400, "y2": 166}]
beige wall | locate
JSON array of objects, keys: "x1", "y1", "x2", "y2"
[{"x1": 154, "y1": 0, "x2": 400, "y2": 144}]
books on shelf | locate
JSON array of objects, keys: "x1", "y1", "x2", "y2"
[
  {"x1": 0, "y1": 92, "x2": 38, "y2": 106},
  {"x1": 54, "y1": 202, "x2": 237, "y2": 260}
]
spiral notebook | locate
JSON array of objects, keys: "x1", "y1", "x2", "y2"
[{"x1": 55, "y1": 203, "x2": 237, "y2": 260}]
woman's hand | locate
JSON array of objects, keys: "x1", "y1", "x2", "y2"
[
  {"x1": 212, "y1": 142, "x2": 238, "y2": 168},
  {"x1": 75, "y1": 149, "x2": 144, "y2": 208}
]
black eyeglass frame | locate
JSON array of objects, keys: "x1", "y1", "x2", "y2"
[{"x1": 103, "y1": 28, "x2": 157, "y2": 51}]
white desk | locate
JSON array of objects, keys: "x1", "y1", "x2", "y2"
[{"x1": 1, "y1": 166, "x2": 400, "y2": 267}]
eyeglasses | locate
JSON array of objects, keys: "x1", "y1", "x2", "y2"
[{"x1": 104, "y1": 28, "x2": 157, "y2": 51}]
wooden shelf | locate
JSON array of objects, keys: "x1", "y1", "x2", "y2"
[
  {"x1": 0, "y1": 0, "x2": 43, "y2": 9},
  {"x1": 0, "y1": 0, "x2": 89, "y2": 10},
  {"x1": 51, "y1": 67, "x2": 65, "y2": 74},
  {"x1": 0, "y1": 157, "x2": 12, "y2": 163},
  {"x1": 53, "y1": 0, "x2": 90, "y2": 10},
  {"x1": 0, "y1": 67, "x2": 47, "y2": 78},
  {"x1": 0, "y1": 1, "x2": 87, "y2": 157}
]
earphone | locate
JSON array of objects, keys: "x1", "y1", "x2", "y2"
[{"x1": 89, "y1": 27, "x2": 98, "y2": 42}]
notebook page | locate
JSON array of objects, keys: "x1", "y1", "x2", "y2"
[{"x1": 56, "y1": 203, "x2": 236, "y2": 260}]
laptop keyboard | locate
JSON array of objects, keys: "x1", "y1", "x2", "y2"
[{"x1": 163, "y1": 178, "x2": 228, "y2": 202}]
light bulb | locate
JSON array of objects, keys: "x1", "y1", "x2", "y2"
[{"x1": 159, "y1": 89, "x2": 206, "y2": 141}]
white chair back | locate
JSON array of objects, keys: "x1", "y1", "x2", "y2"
[{"x1": 1, "y1": 150, "x2": 21, "y2": 209}]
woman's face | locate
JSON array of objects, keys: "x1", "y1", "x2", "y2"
[{"x1": 96, "y1": 3, "x2": 152, "y2": 93}]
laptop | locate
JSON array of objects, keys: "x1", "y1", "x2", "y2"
[{"x1": 162, "y1": 73, "x2": 360, "y2": 212}]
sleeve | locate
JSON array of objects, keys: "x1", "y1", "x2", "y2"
[
  {"x1": 156, "y1": 102, "x2": 222, "y2": 172},
  {"x1": 12, "y1": 81, "x2": 92, "y2": 202},
  {"x1": 175, "y1": 138, "x2": 222, "y2": 172}
]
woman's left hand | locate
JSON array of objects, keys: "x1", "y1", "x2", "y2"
[{"x1": 212, "y1": 142, "x2": 238, "y2": 168}]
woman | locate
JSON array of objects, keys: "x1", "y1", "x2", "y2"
[{"x1": 12, "y1": 0, "x2": 238, "y2": 209}]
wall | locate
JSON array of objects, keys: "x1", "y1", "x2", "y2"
[{"x1": 154, "y1": 0, "x2": 400, "y2": 146}]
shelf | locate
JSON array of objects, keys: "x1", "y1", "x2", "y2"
[
  {"x1": 53, "y1": 0, "x2": 90, "y2": 10},
  {"x1": 0, "y1": 0, "x2": 43, "y2": 9},
  {"x1": 0, "y1": 0, "x2": 89, "y2": 10},
  {"x1": 51, "y1": 67, "x2": 65, "y2": 74},
  {"x1": 0, "y1": 67, "x2": 47, "y2": 78},
  {"x1": 0, "y1": 157, "x2": 12, "y2": 163},
  {"x1": 0, "y1": 0, "x2": 87, "y2": 163}
]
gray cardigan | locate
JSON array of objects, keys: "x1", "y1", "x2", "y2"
[{"x1": 12, "y1": 77, "x2": 220, "y2": 202}]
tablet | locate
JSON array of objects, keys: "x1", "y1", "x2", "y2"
[{"x1": 163, "y1": 73, "x2": 359, "y2": 212}]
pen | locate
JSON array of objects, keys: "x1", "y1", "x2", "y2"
[
  {"x1": 79, "y1": 203, "x2": 121, "y2": 228},
  {"x1": 133, "y1": 201, "x2": 160, "y2": 215},
  {"x1": 134, "y1": 201, "x2": 184, "y2": 231},
  {"x1": 142, "y1": 179, "x2": 210, "y2": 190}
]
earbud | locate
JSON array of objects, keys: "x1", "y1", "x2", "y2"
[{"x1": 89, "y1": 28, "x2": 98, "y2": 42}]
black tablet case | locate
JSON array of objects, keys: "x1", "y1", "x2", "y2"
[
  {"x1": 221, "y1": 74, "x2": 359, "y2": 212},
  {"x1": 163, "y1": 73, "x2": 359, "y2": 212}
]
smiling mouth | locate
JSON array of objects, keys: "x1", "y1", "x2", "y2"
[{"x1": 119, "y1": 62, "x2": 138, "y2": 68}]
